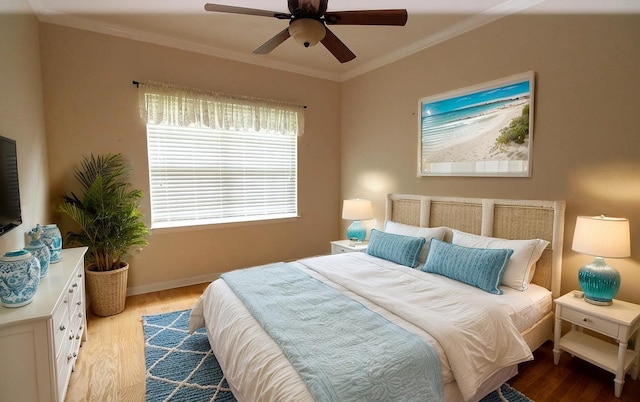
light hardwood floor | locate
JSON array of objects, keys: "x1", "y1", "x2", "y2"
[{"x1": 66, "y1": 284, "x2": 640, "y2": 401}]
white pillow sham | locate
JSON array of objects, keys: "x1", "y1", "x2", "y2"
[
  {"x1": 384, "y1": 221, "x2": 447, "y2": 263},
  {"x1": 451, "y1": 229, "x2": 549, "y2": 291}
]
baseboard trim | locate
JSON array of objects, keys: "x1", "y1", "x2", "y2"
[{"x1": 126, "y1": 273, "x2": 222, "y2": 296}]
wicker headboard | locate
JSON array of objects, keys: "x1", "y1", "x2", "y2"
[{"x1": 385, "y1": 194, "x2": 566, "y2": 298}]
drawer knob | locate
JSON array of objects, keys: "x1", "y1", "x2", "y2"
[
  {"x1": 67, "y1": 354, "x2": 73, "y2": 361},
  {"x1": 77, "y1": 273, "x2": 82, "y2": 278},
  {"x1": 76, "y1": 334, "x2": 81, "y2": 340},
  {"x1": 583, "y1": 317, "x2": 588, "y2": 323},
  {"x1": 72, "y1": 283, "x2": 78, "y2": 288},
  {"x1": 78, "y1": 313, "x2": 83, "y2": 318},
  {"x1": 69, "y1": 334, "x2": 74, "y2": 340},
  {"x1": 76, "y1": 301, "x2": 82, "y2": 306},
  {"x1": 59, "y1": 324, "x2": 66, "y2": 331},
  {"x1": 69, "y1": 288, "x2": 74, "y2": 294}
]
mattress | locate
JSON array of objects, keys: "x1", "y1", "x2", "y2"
[{"x1": 190, "y1": 252, "x2": 550, "y2": 401}]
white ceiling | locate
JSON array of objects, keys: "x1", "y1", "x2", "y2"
[{"x1": 21, "y1": 0, "x2": 640, "y2": 82}]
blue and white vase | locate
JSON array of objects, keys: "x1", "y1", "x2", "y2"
[
  {"x1": 0, "y1": 250, "x2": 41, "y2": 308},
  {"x1": 41, "y1": 224, "x2": 62, "y2": 264},
  {"x1": 24, "y1": 224, "x2": 51, "y2": 278}
]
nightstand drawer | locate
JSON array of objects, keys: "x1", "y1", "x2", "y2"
[
  {"x1": 330, "y1": 240, "x2": 368, "y2": 255},
  {"x1": 563, "y1": 307, "x2": 620, "y2": 338},
  {"x1": 332, "y1": 244, "x2": 352, "y2": 254}
]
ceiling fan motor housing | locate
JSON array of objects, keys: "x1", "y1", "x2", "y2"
[{"x1": 289, "y1": 18, "x2": 326, "y2": 47}]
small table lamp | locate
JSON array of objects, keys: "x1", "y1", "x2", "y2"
[
  {"x1": 571, "y1": 215, "x2": 631, "y2": 306},
  {"x1": 342, "y1": 199, "x2": 373, "y2": 242}
]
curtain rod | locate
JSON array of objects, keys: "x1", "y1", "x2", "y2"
[{"x1": 131, "y1": 80, "x2": 307, "y2": 109}]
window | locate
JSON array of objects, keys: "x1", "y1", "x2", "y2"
[{"x1": 138, "y1": 82, "x2": 304, "y2": 229}]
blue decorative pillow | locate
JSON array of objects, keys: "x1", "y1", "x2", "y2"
[
  {"x1": 422, "y1": 238, "x2": 513, "y2": 294},
  {"x1": 367, "y1": 229, "x2": 426, "y2": 268}
]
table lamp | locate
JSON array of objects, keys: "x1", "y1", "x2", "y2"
[
  {"x1": 571, "y1": 215, "x2": 630, "y2": 305},
  {"x1": 342, "y1": 199, "x2": 373, "y2": 242}
]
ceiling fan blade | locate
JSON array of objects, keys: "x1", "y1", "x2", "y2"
[
  {"x1": 321, "y1": 27, "x2": 355, "y2": 63},
  {"x1": 204, "y1": 3, "x2": 291, "y2": 19},
  {"x1": 324, "y1": 9, "x2": 408, "y2": 26},
  {"x1": 253, "y1": 28, "x2": 291, "y2": 54}
]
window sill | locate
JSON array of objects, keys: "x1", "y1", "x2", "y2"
[{"x1": 150, "y1": 215, "x2": 300, "y2": 234}]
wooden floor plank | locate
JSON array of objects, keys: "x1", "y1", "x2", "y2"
[
  {"x1": 65, "y1": 283, "x2": 640, "y2": 401},
  {"x1": 69, "y1": 342, "x2": 119, "y2": 402},
  {"x1": 511, "y1": 341, "x2": 640, "y2": 401}
]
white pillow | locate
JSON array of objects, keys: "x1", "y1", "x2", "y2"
[
  {"x1": 384, "y1": 221, "x2": 447, "y2": 263},
  {"x1": 451, "y1": 229, "x2": 549, "y2": 291}
]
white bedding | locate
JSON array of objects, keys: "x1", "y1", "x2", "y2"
[{"x1": 190, "y1": 252, "x2": 548, "y2": 401}]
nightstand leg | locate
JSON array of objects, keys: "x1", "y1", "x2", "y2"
[
  {"x1": 615, "y1": 340, "x2": 627, "y2": 398},
  {"x1": 553, "y1": 310, "x2": 562, "y2": 365},
  {"x1": 633, "y1": 330, "x2": 640, "y2": 380}
]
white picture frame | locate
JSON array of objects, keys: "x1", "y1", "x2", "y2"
[{"x1": 418, "y1": 71, "x2": 535, "y2": 177}]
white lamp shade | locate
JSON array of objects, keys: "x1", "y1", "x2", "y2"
[
  {"x1": 342, "y1": 199, "x2": 373, "y2": 221},
  {"x1": 572, "y1": 215, "x2": 630, "y2": 258},
  {"x1": 288, "y1": 18, "x2": 326, "y2": 47}
]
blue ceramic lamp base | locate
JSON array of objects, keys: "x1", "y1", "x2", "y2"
[
  {"x1": 346, "y1": 220, "x2": 367, "y2": 242},
  {"x1": 578, "y1": 257, "x2": 620, "y2": 306}
]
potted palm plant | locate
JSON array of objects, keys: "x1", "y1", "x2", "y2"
[{"x1": 59, "y1": 153, "x2": 149, "y2": 316}]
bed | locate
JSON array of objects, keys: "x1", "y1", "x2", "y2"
[{"x1": 190, "y1": 194, "x2": 566, "y2": 402}]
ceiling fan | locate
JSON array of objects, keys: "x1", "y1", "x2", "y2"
[{"x1": 204, "y1": 1, "x2": 408, "y2": 63}]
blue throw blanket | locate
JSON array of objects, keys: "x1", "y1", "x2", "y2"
[{"x1": 221, "y1": 263, "x2": 443, "y2": 402}]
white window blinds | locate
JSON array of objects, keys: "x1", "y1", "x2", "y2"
[{"x1": 138, "y1": 82, "x2": 302, "y2": 229}]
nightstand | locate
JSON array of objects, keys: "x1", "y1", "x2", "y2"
[
  {"x1": 330, "y1": 240, "x2": 368, "y2": 254},
  {"x1": 553, "y1": 292, "x2": 640, "y2": 398}
]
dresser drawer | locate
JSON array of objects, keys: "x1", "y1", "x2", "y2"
[
  {"x1": 52, "y1": 296, "x2": 70, "y2": 357},
  {"x1": 56, "y1": 339, "x2": 75, "y2": 401},
  {"x1": 562, "y1": 306, "x2": 620, "y2": 338},
  {"x1": 71, "y1": 307, "x2": 84, "y2": 337},
  {"x1": 70, "y1": 282, "x2": 82, "y2": 310}
]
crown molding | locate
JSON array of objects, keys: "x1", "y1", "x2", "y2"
[
  {"x1": 339, "y1": 0, "x2": 546, "y2": 82},
  {"x1": 37, "y1": 13, "x2": 342, "y2": 82}
]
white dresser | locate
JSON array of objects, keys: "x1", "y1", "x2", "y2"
[{"x1": 0, "y1": 247, "x2": 88, "y2": 402}]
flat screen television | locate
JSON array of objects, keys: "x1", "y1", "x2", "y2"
[{"x1": 0, "y1": 135, "x2": 22, "y2": 237}]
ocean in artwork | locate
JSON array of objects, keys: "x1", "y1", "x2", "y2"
[{"x1": 421, "y1": 99, "x2": 522, "y2": 152}]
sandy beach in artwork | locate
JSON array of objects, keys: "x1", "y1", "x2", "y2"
[{"x1": 423, "y1": 100, "x2": 529, "y2": 164}]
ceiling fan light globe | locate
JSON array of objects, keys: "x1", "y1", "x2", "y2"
[{"x1": 289, "y1": 18, "x2": 326, "y2": 48}]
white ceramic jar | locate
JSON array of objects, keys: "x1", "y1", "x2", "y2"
[
  {"x1": 0, "y1": 249, "x2": 41, "y2": 307},
  {"x1": 41, "y1": 224, "x2": 63, "y2": 264}
]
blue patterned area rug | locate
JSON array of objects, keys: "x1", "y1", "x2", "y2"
[
  {"x1": 143, "y1": 309, "x2": 531, "y2": 402},
  {"x1": 143, "y1": 309, "x2": 236, "y2": 401}
]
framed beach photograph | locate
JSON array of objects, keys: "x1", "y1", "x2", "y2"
[{"x1": 418, "y1": 72, "x2": 535, "y2": 177}]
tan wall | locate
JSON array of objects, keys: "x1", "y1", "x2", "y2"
[
  {"x1": 39, "y1": 23, "x2": 341, "y2": 292},
  {"x1": 341, "y1": 15, "x2": 640, "y2": 304},
  {"x1": 0, "y1": 3, "x2": 50, "y2": 254}
]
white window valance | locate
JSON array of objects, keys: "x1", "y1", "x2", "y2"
[{"x1": 138, "y1": 81, "x2": 305, "y2": 136}]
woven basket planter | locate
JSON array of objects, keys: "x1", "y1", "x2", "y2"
[{"x1": 86, "y1": 262, "x2": 129, "y2": 317}]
